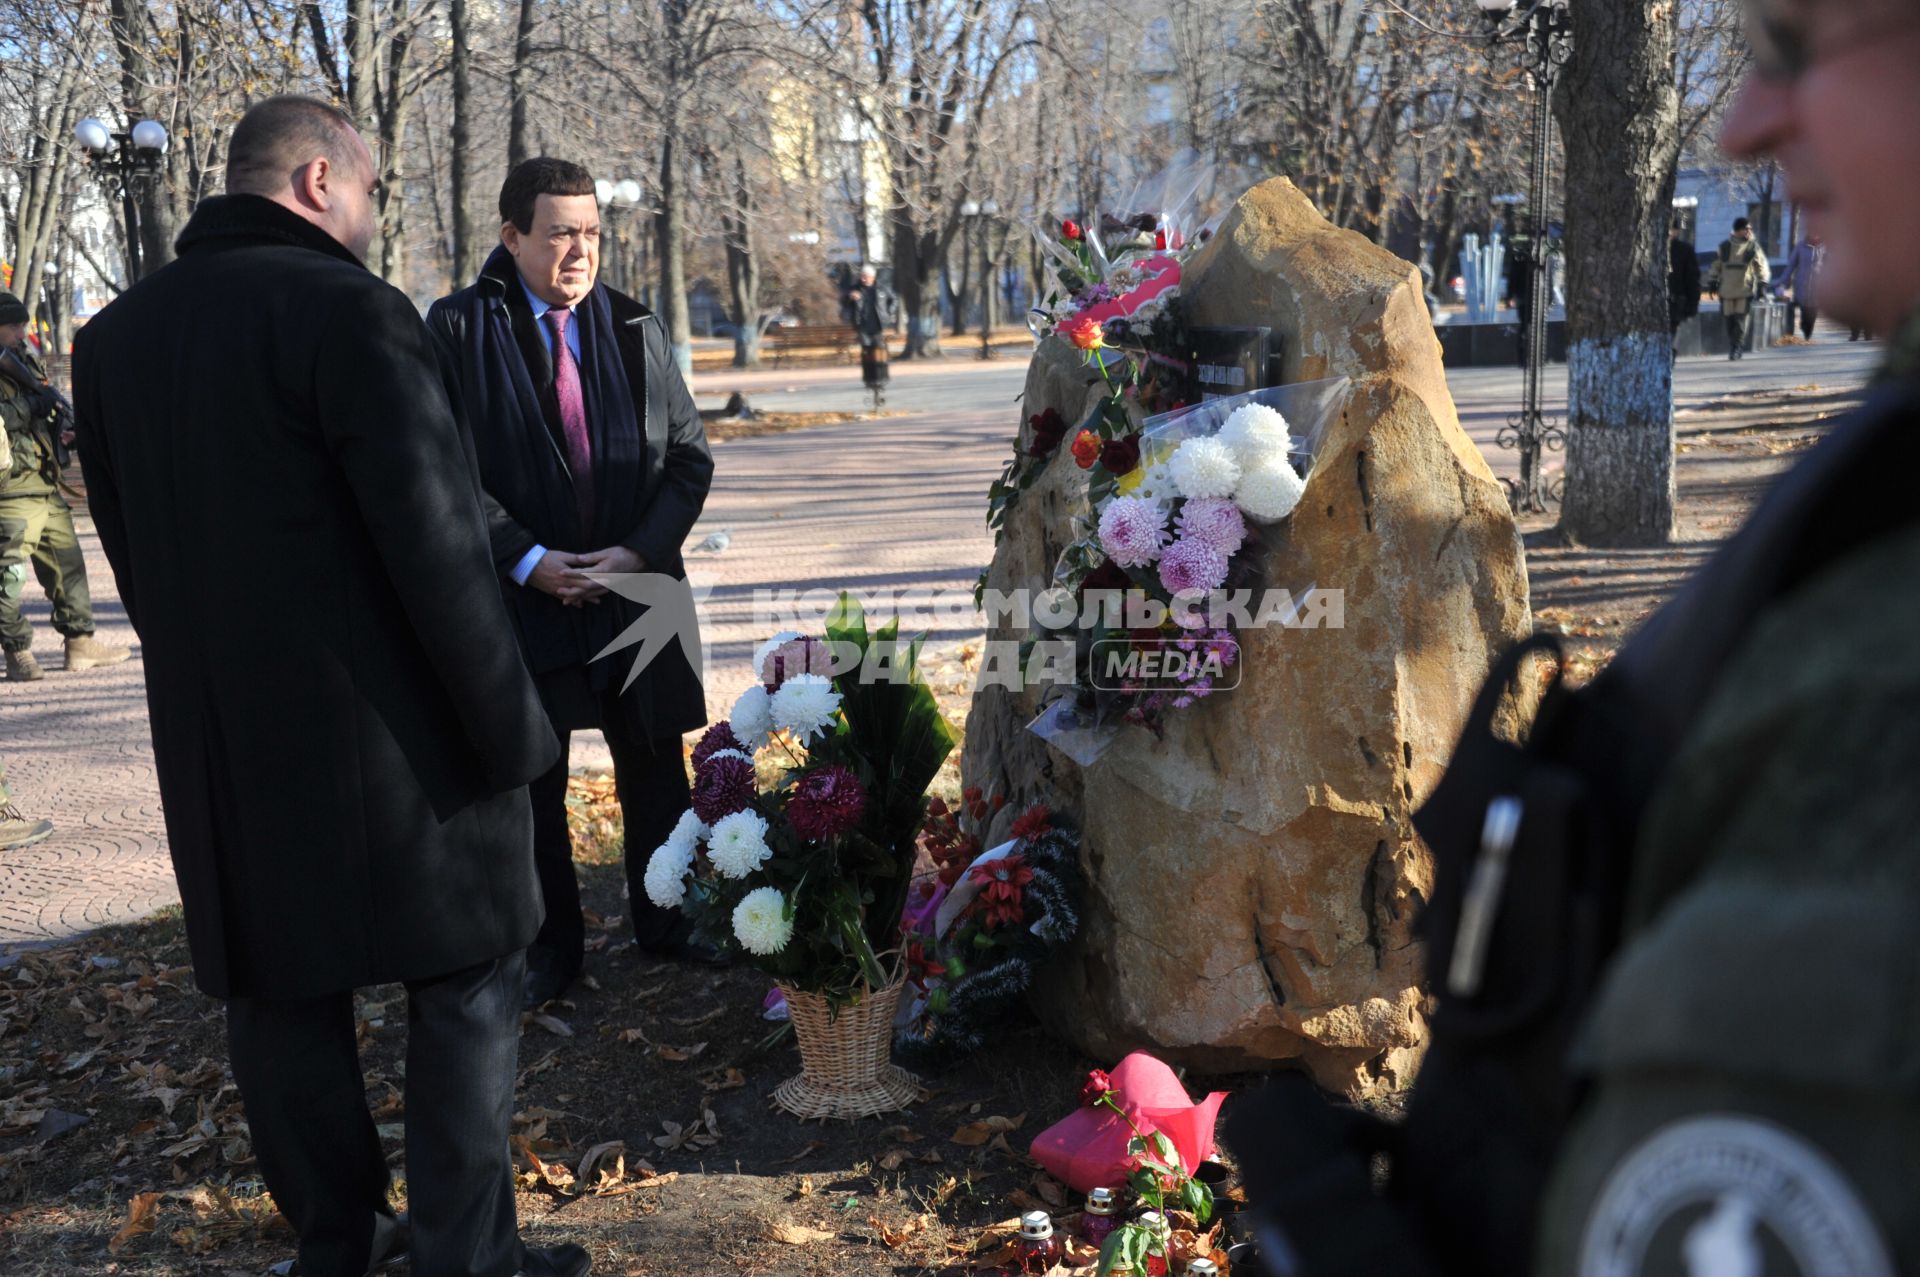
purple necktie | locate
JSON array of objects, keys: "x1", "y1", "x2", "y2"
[{"x1": 544, "y1": 307, "x2": 595, "y2": 528}]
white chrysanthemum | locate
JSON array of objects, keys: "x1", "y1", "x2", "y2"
[
  {"x1": 1167, "y1": 436, "x2": 1242, "y2": 500},
  {"x1": 1130, "y1": 461, "x2": 1178, "y2": 504},
  {"x1": 670, "y1": 807, "x2": 710, "y2": 846},
  {"x1": 752, "y1": 630, "x2": 805, "y2": 683},
  {"x1": 643, "y1": 837, "x2": 696, "y2": 909},
  {"x1": 769, "y1": 673, "x2": 841, "y2": 743},
  {"x1": 1236, "y1": 459, "x2": 1308, "y2": 523},
  {"x1": 708, "y1": 809, "x2": 773, "y2": 879},
  {"x1": 729, "y1": 684, "x2": 773, "y2": 750},
  {"x1": 732, "y1": 886, "x2": 794, "y2": 956},
  {"x1": 1217, "y1": 402, "x2": 1295, "y2": 468}
]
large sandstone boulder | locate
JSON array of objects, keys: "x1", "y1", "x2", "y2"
[{"x1": 963, "y1": 178, "x2": 1530, "y2": 1097}]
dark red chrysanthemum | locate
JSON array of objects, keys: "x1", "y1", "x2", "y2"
[
  {"x1": 785, "y1": 765, "x2": 868, "y2": 842},
  {"x1": 690, "y1": 721, "x2": 743, "y2": 770},
  {"x1": 691, "y1": 753, "x2": 756, "y2": 824}
]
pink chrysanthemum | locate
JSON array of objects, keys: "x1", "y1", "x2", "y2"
[
  {"x1": 1098, "y1": 496, "x2": 1170, "y2": 568},
  {"x1": 691, "y1": 753, "x2": 757, "y2": 824},
  {"x1": 786, "y1": 765, "x2": 868, "y2": 842},
  {"x1": 1175, "y1": 497, "x2": 1247, "y2": 556},
  {"x1": 690, "y1": 721, "x2": 743, "y2": 770},
  {"x1": 1158, "y1": 537, "x2": 1230, "y2": 594},
  {"x1": 764, "y1": 636, "x2": 835, "y2": 690}
]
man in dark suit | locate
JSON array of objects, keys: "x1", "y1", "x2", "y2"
[
  {"x1": 73, "y1": 97, "x2": 586, "y2": 1277},
  {"x1": 427, "y1": 159, "x2": 713, "y2": 1007}
]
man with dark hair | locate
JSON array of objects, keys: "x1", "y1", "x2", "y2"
[
  {"x1": 1707, "y1": 215, "x2": 1771, "y2": 358},
  {"x1": 223, "y1": 95, "x2": 361, "y2": 198},
  {"x1": 1667, "y1": 219, "x2": 1701, "y2": 342},
  {"x1": 73, "y1": 96, "x2": 587, "y2": 1277},
  {"x1": 428, "y1": 158, "x2": 714, "y2": 1007}
]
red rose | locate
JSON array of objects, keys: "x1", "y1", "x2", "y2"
[
  {"x1": 1027, "y1": 407, "x2": 1070, "y2": 458},
  {"x1": 1062, "y1": 218, "x2": 1082, "y2": 241},
  {"x1": 1059, "y1": 314, "x2": 1106, "y2": 351},
  {"x1": 1081, "y1": 1068, "x2": 1115, "y2": 1107},
  {"x1": 1099, "y1": 435, "x2": 1141, "y2": 476},
  {"x1": 1071, "y1": 430, "x2": 1101, "y2": 469}
]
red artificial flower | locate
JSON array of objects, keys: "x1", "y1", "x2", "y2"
[
  {"x1": 1062, "y1": 218, "x2": 1082, "y2": 241},
  {"x1": 1071, "y1": 430, "x2": 1101, "y2": 470},
  {"x1": 969, "y1": 853, "x2": 1034, "y2": 930},
  {"x1": 1010, "y1": 803, "x2": 1053, "y2": 843},
  {"x1": 905, "y1": 937, "x2": 948, "y2": 990},
  {"x1": 1059, "y1": 314, "x2": 1106, "y2": 351},
  {"x1": 1081, "y1": 1068, "x2": 1115, "y2": 1107},
  {"x1": 1099, "y1": 435, "x2": 1141, "y2": 476}
]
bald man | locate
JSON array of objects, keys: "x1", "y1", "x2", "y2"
[{"x1": 74, "y1": 96, "x2": 586, "y2": 1277}]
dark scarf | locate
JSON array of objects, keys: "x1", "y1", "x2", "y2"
[{"x1": 468, "y1": 245, "x2": 645, "y2": 551}]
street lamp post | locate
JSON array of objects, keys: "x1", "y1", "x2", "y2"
[
  {"x1": 961, "y1": 198, "x2": 999, "y2": 360},
  {"x1": 73, "y1": 117, "x2": 169, "y2": 284},
  {"x1": 1477, "y1": 0, "x2": 1572, "y2": 513},
  {"x1": 595, "y1": 177, "x2": 644, "y2": 295}
]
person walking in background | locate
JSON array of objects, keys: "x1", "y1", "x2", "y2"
[
  {"x1": 73, "y1": 96, "x2": 585, "y2": 1277},
  {"x1": 1707, "y1": 216, "x2": 1771, "y2": 359},
  {"x1": 1668, "y1": 219, "x2": 1702, "y2": 343},
  {"x1": 1777, "y1": 230, "x2": 1828, "y2": 338},
  {"x1": 842, "y1": 264, "x2": 898, "y2": 408},
  {"x1": 0, "y1": 755, "x2": 53, "y2": 850},
  {"x1": 427, "y1": 157, "x2": 715, "y2": 1009},
  {"x1": 0, "y1": 292, "x2": 130, "y2": 682}
]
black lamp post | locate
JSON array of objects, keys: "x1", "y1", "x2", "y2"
[
  {"x1": 961, "y1": 198, "x2": 999, "y2": 360},
  {"x1": 1477, "y1": 0, "x2": 1572, "y2": 513},
  {"x1": 595, "y1": 176, "x2": 644, "y2": 294},
  {"x1": 73, "y1": 116, "x2": 169, "y2": 285}
]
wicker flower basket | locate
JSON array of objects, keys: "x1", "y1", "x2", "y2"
[{"x1": 774, "y1": 975, "x2": 922, "y2": 1120}]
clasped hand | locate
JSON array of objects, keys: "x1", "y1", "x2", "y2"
[{"x1": 527, "y1": 545, "x2": 646, "y2": 607}]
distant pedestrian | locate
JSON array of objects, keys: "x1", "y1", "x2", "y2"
[
  {"x1": 842, "y1": 264, "x2": 898, "y2": 407},
  {"x1": 1668, "y1": 219, "x2": 1701, "y2": 339},
  {"x1": 1706, "y1": 216, "x2": 1771, "y2": 359},
  {"x1": 1777, "y1": 232, "x2": 1827, "y2": 338},
  {"x1": 1, "y1": 292, "x2": 130, "y2": 682}
]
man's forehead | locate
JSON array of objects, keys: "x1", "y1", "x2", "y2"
[{"x1": 536, "y1": 193, "x2": 599, "y2": 227}]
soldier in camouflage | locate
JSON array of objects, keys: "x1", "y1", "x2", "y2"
[{"x1": 0, "y1": 291, "x2": 129, "y2": 681}]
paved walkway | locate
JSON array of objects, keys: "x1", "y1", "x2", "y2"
[{"x1": 0, "y1": 329, "x2": 1881, "y2": 952}]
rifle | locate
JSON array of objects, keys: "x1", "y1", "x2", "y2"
[{"x1": 0, "y1": 344, "x2": 74, "y2": 467}]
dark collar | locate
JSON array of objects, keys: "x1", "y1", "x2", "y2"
[
  {"x1": 479, "y1": 246, "x2": 521, "y2": 299},
  {"x1": 174, "y1": 194, "x2": 366, "y2": 270}
]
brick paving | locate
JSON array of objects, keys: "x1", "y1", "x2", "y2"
[{"x1": 0, "y1": 335, "x2": 1880, "y2": 953}]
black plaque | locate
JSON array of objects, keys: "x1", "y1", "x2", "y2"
[{"x1": 1187, "y1": 325, "x2": 1272, "y2": 401}]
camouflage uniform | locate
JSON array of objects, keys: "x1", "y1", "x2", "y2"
[{"x1": 0, "y1": 340, "x2": 99, "y2": 657}]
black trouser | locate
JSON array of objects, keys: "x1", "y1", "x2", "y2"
[
  {"x1": 1798, "y1": 305, "x2": 1818, "y2": 339},
  {"x1": 227, "y1": 952, "x2": 526, "y2": 1277},
  {"x1": 528, "y1": 721, "x2": 693, "y2": 975}
]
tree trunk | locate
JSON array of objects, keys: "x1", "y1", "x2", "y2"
[
  {"x1": 374, "y1": 0, "x2": 416, "y2": 285},
  {"x1": 894, "y1": 218, "x2": 941, "y2": 358},
  {"x1": 724, "y1": 157, "x2": 761, "y2": 368},
  {"x1": 656, "y1": 134, "x2": 694, "y2": 377},
  {"x1": 508, "y1": 0, "x2": 538, "y2": 168},
  {"x1": 1554, "y1": 0, "x2": 1681, "y2": 547},
  {"x1": 105, "y1": 0, "x2": 175, "y2": 278},
  {"x1": 448, "y1": 0, "x2": 479, "y2": 285}
]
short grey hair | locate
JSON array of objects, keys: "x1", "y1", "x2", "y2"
[{"x1": 225, "y1": 95, "x2": 361, "y2": 197}]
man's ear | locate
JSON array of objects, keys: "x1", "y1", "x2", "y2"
[
  {"x1": 501, "y1": 223, "x2": 521, "y2": 258},
  {"x1": 295, "y1": 156, "x2": 334, "y2": 211}
]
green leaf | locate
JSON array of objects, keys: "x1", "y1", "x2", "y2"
[{"x1": 1150, "y1": 1131, "x2": 1178, "y2": 1169}]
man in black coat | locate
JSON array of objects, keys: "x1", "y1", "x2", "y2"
[
  {"x1": 1668, "y1": 217, "x2": 1702, "y2": 341},
  {"x1": 73, "y1": 97, "x2": 585, "y2": 1277},
  {"x1": 426, "y1": 158, "x2": 713, "y2": 1007}
]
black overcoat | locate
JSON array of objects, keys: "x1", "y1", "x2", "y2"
[
  {"x1": 72, "y1": 195, "x2": 560, "y2": 1000},
  {"x1": 424, "y1": 249, "x2": 711, "y2": 742}
]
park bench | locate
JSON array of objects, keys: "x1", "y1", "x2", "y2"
[{"x1": 767, "y1": 324, "x2": 859, "y2": 366}]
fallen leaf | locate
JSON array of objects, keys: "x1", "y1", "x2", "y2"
[
  {"x1": 108, "y1": 1191, "x2": 162, "y2": 1253},
  {"x1": 869, "y1": 1212, "x2": 929, "y2": 1249},
  {"x1": 526, "y1": 1012, "x2": 574, "y2": 1038},
  {"x1": 760, "y1": 1217, "x2": 837, "y2": 1245},
  {"x1": 576, "y1": 1139, "x2": 625, "y2": 1183},
  {"x1": 779, "y1": 1139, "x2": 826, "y2": 1164},
  {"x1": 699, "y1": 1066, "x2": 747, "y2": 1092},
  {"x1": 797, "y1": 1176, "x2": 815, "y2": 1197},
  {"x1": 951, "y1": 1112, "x2": 1025, "y2": 1145},
  {"x1": 655, "y1": 1041, "x2": 707, "y2": 1062}
]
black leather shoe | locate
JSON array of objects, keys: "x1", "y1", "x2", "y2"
[
  {"x1": 519, "y1": 1242, "x2": 591, "y2": 1276},
  {"x1": 266, "y1": 1217, "x2": 409, "y2": 1276}
]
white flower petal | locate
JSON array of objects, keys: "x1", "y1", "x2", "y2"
[{"x1": 729, "y1": 684, "x2": 774, "y2": 750}]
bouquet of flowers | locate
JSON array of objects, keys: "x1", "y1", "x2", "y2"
[
  {"x1": 896, "y1": 798, "x2": 1084, "y2": 1064},
  {"x1": 1024, "y1": 376, "x2": 1350, "y2": 759},
  {"x1": 644, "y1": 594, "x2": 957, "y2": 998}
]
